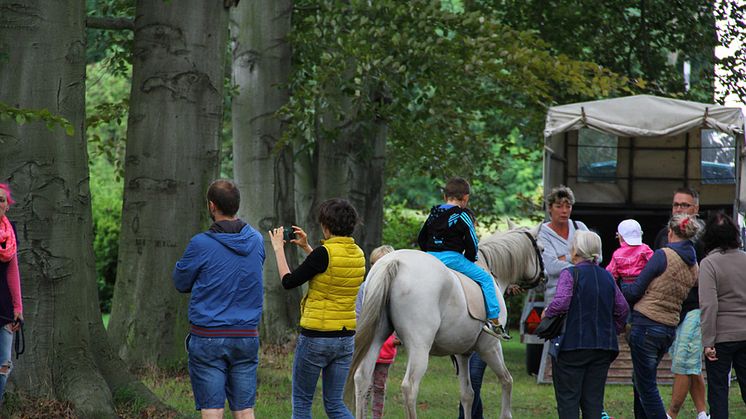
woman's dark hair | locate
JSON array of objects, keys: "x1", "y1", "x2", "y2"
[
  {"x1": 701, "y1": 212, "x2": 741, "y2": 254},
  {"x1": 207, "y1": 179, "x2": 240, "y2": 216},
  {"x1": 318, "y1": 198, "x2": 358, "y2": 236}
]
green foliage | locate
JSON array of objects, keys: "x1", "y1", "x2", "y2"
[
  {"x1": 0, "y1": 102, "x2": 75, "y2": 136},
  {"x1": 86, "y1": 0, "x2": 134, "y2": 73},
  {"x1": 284, "y1": 0, "x2": 630, "y2": 222},
  {"x1": 382, "y1": 203, "x2": 427, "y2": 250},
  {"x1": 90, "y1": 158, "x2": 122, "y2": 313},
  {"x1": 714, "y1": 1, "x2": 746, "y2": 104},
  {"x1": 86, "y1": 62, "x2": 129, "y2": 312},
  {"x1": 489, "y1": 0, "x2": 721, "y2": 103},
  {"x1": 86, "y1": 62, "x2": 130, "y2": 175}
]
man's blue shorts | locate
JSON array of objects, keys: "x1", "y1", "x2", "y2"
[{"x1": 187, "y1": 334, "x2": 260, "y2": 411}]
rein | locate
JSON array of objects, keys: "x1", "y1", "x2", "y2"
[{"x1": 521, "y1": 230, "x2": 545, "y2": 288}]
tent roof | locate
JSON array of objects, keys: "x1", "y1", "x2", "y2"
[{"x1": 544, "y1": 95, "x2": 745, "y2": 138}]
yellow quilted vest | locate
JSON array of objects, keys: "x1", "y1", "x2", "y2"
[{"x1": 299, "y1": 236, "x2": 365, "y2": 331}]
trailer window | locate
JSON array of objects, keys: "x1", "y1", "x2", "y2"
[
  {"x1": 577, "y1": 128, "x2": 617, "y2": 183},
  {"x1": 701, "y1": 130, "x2": 735, "y2": 184}
]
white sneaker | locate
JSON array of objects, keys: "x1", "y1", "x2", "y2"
[{"x1": 696, "y1": 412, "x2": 709, "y2": 419}]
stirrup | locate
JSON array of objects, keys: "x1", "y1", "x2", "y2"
[{"x1": 482, "y1": 322, "x2": 511, "y2": 340}]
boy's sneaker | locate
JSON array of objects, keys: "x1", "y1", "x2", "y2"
[{"x1": 482, "y1": 322, "x2": 512, "y2": 340}]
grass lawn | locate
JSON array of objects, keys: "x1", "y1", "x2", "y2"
[{"x1": 143, "y1": 339, "x2": 746, "y2": 418}]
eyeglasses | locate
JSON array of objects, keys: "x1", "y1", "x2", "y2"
[{"x1": 672, "y1": 203, "x2": 694, "y2": 209}]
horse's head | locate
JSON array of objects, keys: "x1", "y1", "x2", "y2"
[
  {"x1": 478, "y1": 223, "x2": 545, "y2": 290},
  {"x1": 516, "y1": 224, "x2": 545, "y2": 289}
]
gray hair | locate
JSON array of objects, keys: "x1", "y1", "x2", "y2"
[
  {"x1": 546, "y1": 185, "x2": 576, "y2": 206},
  {"x1": 571, "y1": 230, "x2": 602, "y2": 263}
]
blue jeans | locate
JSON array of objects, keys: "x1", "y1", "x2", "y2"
[
  {"x1": 0, "y1": 325, "x2": 12, "y2": 403},
  {"x1": 628, "y1": 324, "x2": 676, "y2": 419},
  {"x1": 429, "y1": 251, "x2": 500, "y2": 319},
  {"x1": 457, "y1": 352, "x2": 486, "y2": 419},
  {"x1": 187, "y1": 335, "x2": 260, "y2": 411},
  {"x1": 292, "y1": 334, "x2": 354, "y2": 419}
]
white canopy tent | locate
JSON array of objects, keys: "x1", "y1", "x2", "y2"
[
  {"x1": 542, "y1": 95, "x2": 746, "y2": 210},
  {"x1": 545, "y1": 94, "x2": 744, "y2": 139}
]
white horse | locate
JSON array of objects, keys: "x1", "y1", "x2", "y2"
[{"x1": 347, "y1": 224, "x2": 545, "y2": 419}]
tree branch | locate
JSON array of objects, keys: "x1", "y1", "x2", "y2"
[{"x1": 86, "y1": 16, "x2": 134, "y2": 31}]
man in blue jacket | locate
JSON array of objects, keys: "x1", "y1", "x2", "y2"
[{"x1": 173, "y1": 179, "x2": 264, "y2": 419}]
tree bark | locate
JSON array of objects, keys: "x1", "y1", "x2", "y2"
[
  {"x1": 230, "y1": 0, "x2": 301, "y2": 344},
  {"x1": 350, "y1": 119, "x2": 387, "y2": 258},
  {"x1": 108, "y1": 0, "x2": 228, "y2": 367},
  {"x1": 0, "y1": 1, "x2": 161, "y2": 415}
]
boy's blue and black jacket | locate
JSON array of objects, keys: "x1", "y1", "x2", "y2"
[
  {"x1": 417, "y1": 204, "x2": 479, "y2": 261},
  {"x1": 173, "y1": 220, "x2": 264, "y2": 337}
]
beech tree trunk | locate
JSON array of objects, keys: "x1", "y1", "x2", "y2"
[
  {"x1": 350, "y1": 120, "x2": 387, "y2": 257},
  {"x1": 108, "y1": 0, "x2": 229, "y2": 366},
  {"x1": 0, "y1": 1, "x2": 160, "y2": 415},
  {"x1": 230, "y1": 0, "x2": 301, "y2": 344}
]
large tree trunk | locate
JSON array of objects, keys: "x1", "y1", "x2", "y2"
[
  {"x1": 108, "y1": 0, "x2": 228, "y2": 366},
  {"x1": 350, "y1": 120, "x2": 387, "y2": 257},
  {"x1": 0, "y1": 1, "x2": 160, "y2": 415},
  {"x1": 230, "y1": 0, "x2": 301, "y2": 344}
]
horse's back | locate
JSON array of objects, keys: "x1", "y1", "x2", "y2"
[{"x1": 379, "y1": 250, "x2": 480, "y2": 354}]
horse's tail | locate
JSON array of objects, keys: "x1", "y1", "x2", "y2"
[{"x1": 344, "y1": 257, "x2": 399, "y2": 403}]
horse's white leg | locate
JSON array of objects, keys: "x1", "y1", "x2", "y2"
[
  {"x1": 479, "y1": 341, "x2": 513, "y2": 419},
  {"x1": 455, "y1": 354, "x2": 474, "y2": 419},
  {"x1": 401, "y1": 346, "x2": 430, "y2": 419}
]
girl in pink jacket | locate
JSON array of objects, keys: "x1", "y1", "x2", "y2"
[{"x1": 606, "y1": 219, "x2": 654, "y2": 284}]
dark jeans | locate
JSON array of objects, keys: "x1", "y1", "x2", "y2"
[
  {"x1": 705, "y1": 340, "x2": 746, "y2": 419},
  {"x1": 629, "y1": 324, "x2": 676, "y2": 419},
  {"x1": 551, "y1": 349, "x2": 615, "y2": 419},
  {"x1": 458, "y1": 352, "x2": 486, "y2": 419}
]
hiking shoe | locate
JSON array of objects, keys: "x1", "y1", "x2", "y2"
[{"x1": 482, "y1": 322, "x2": 511, "y2": 340}]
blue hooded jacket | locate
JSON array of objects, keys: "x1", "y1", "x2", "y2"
[{"x1": 173, "y1": 223, "x2": 264, "y2": 333}]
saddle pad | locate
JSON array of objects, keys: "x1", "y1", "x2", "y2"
[{"x1": 454, "y1": 271, "x2": 487, "y2": 321}]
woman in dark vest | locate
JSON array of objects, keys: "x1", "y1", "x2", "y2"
[
  {"x1": 622, "y1": 213, "x2": 700, "y2": 419},
  {"x1": 0, "y1": 183, "x2": 22, "y2": 404},
  {"x1": 542, "y1": 230, "x2": 629, "y2": 418}
]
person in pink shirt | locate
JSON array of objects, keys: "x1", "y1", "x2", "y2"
[
  {"x1": 356, "y1": 245, "x2": 400, "y2": 419},
  {"x1": 0, "y1": 183, "x2": 22, "y2": 405},
  {"x1": 606, "y1": 219, "x2": 654, "y2": 285}
]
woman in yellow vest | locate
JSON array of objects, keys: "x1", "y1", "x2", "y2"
[{"x1": 269, "y1": 198, "x2": 365, "y2": 419}]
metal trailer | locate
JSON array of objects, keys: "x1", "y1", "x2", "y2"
[{"x1": 521, "y1": 95, "x2": 746, "y2": 383}]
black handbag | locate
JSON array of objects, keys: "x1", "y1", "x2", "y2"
[{"x1": 535, "y1": 269, "x2": 579, "y2": 340}]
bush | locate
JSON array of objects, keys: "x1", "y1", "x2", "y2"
[
  {"x1": 90, "y1": 158, "x2": 122, "y2": 313},
  {"x1": 382, "y1": 202, "x2": 426, "y2": 250}
]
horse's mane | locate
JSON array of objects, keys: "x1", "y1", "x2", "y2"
[{"x1": 477, "y1": 227, "x2": 535, "y2": 282}]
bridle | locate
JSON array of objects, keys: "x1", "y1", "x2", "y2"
[{"x1": 520, "y1": 230, "x2": 545, "y2": 289}]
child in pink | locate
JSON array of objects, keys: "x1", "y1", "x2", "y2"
[
  {"x1": 369, "y1": 333, "x2": 399, "y2": 418},
  {"x1": 606, "y1": 219, "x2": 654, "y2": 284},
  {"x1": 356, "y1": 245, "x2": 399, "y2": 418}
]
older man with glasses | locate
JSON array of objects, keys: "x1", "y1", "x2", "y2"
[{"x1": 653, "y1": 187, "x2": 709, "y2": 419}]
